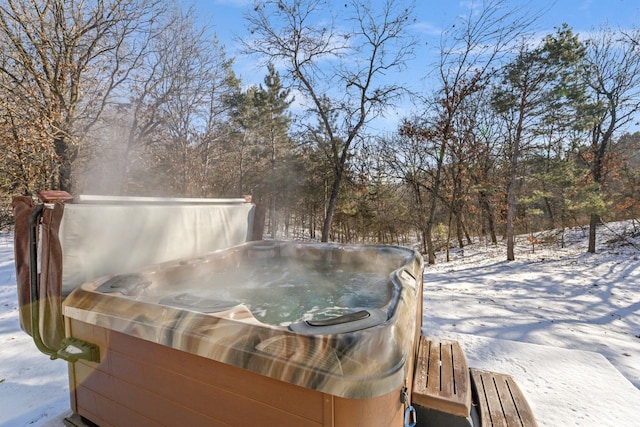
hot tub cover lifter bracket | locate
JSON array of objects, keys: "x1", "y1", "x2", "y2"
[
  {"x1": 28, "y1": 200, "x2": 99, "y2": 363},
  {"x1": 57, "y1": 337, "x2": 100, "y2": 363}
]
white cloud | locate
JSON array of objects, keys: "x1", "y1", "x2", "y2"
[
  {"x1": 412, "y1": 21, "x2": 443, "y2": 36},
  {"x1": 214, "y1": 0, "x2": 252, "y2": 7}
]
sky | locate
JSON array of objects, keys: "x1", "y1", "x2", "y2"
[
  {"x1": 186, "y1": 0, "x2": 640, "y2": 133},
  {"x1": 193, "y1": 0, "x2": 640, "y2": 80}
]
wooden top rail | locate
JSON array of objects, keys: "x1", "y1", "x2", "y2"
[
  {"x1": 37, "y1": 190, "x2": 73, "y2": 203},
  {"x1": 412, "y1": 336, "x2": 472, "y2": 417}
]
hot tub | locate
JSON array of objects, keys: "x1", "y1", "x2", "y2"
[
  {"x1": 12, "y1": 193, "x2": 423, "y2": 426},
  {"x1": 63, "y1": 241, "x2": 424, "y2": 426}
]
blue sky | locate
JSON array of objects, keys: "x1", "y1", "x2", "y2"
[
  {"x1": 190, "y1": 0, "x2": 640, "y2": 130},
  {"x1": 194, "y1": 0, "x2": 640, "y2": 71}
]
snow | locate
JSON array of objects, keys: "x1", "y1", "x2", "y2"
[
  {"x1": 1, "y1": 223, "x2": 639, "y2": 426},
  {"x1": 438, "y1": 333, "x2": 640, "y2": 426},
  {"x1": 423, "y1": 223, "x2": 640, "y2": 426}
]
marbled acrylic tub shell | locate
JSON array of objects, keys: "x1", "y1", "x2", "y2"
[{"x1": 63, "y1": 241, "x2": 424, "y2": 399}]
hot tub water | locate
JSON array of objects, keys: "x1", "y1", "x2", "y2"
[{"x1": 114, "y1": 257, "x2": 393, "y2": 327}]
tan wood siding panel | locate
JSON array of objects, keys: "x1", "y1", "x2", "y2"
[
  {"x1": 111, "y1": 326, "x2": 324, "y2": 422},
  {"x1": 76, "y1": 385, "x2": 164, "y2": 427},
  {"x1": 322, "y1": 395, "x2": 335, "y2": 427},
  {"x1": 70, "y1": 320, "x2": 329, "y2": 426},
  {"x1": 69, "y1": 318, "x2": 109, "y2": 356},
  {"x1": 68, "y1": 319, "x2": 409, "y2": 427},
  {"x1": 75, "y1": 385, "x2": 115, "y2": 427},
  {"x1": 76, "y1": 362, "x2": 236, "y2": 426},
  {"x1": 78, "y1": 365, "x2": 308, "y2": 427},
  {"x1": 333, "y1": 387, "x2": 404, "y2": 426},
  {"x1": 70, "y1": 319, "x2": 325, "y2": 422},
  {"x1": 68, "y1": 358, "x2": 78, "y2": 413},
  {"x1": 108, "y1": 349, "x2": 323, "y2": 427}
]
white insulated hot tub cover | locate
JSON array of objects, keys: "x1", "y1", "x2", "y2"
[{"x1": 58, "y1": 195, "x2": 255, "y2": 296}]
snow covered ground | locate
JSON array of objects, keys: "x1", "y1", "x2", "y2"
[
  {"x1": 0, "y1": 233, "x2": 71, "y2": 427},
  {"x1": 422, "y1": 222, "x2": 640, "y2": 426},
  {"x1": 424, "y1": 223, "x2": 640, "y2": 389},
  {"x1": 0, "y1": 222, "x2": 639, "y2": 426}
]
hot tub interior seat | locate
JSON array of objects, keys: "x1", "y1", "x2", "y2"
[
  {"x1": 158, "y1": 293, "x2": 242, "y2": 313},
  {"x1": 95, "y1": 274, "x2": 151, "y2": 295},
  {"x1": 95, "y1": 274, "x2": 243, "y2": 314}
]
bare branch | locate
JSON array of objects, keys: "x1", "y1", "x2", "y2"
[{"x1": 243, "y1": 0, "x2": 416, "y2": 241}]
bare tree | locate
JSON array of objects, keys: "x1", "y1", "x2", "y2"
[
  {"x1": 0, "y1": 0, "x2": 161, "y2": 193},
  {"x1": 244, "y1": 0, "x2": 415, "y2": 242},
  {"x1": 140, "y1": 10, "x2": 236, "y2": 196},
  {"x1": 87, "y1": 5, "x2": 239, "y2": 197},
  {"x1": 380, "y1": 130, "x2": 433, "y2": 253},
  {"x1": 401, "y1": 0, "x2": 539, "y2": 263},
  {"x1": 581, "y1": 27, "x2": 640, "y2": 253},
  {"x1": 0, "y1": 83, "x2": 57, "y2": 193}
]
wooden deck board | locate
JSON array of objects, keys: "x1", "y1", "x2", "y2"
[
  {"x1": 440, "y1": 340, "x2": 454, "y2": 396},
  {"x1": 494, "y1": 375, "x2": 522, "y2": 426},
  {"x1": 470, "y1": 369, "x2": 538, "y2": 427}
]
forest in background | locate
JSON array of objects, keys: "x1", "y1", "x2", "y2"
[{"x1": 1, "y1": 0, "x2": 639, "y2": 263}]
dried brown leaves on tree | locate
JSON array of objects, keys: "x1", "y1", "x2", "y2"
[{"x1": 0, "y1": 0, "x2": 162, "y2": 193}]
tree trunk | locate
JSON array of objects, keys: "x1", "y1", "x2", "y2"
[
  {"x1": 506, "y1": 137, "x2": 520, "y2": 261},
  {"x1": 269, "y1": 132, "x2": 277, "y2": 239},
  {"x1": 54, "y1": 136, "x2": 74, "y2": 193},
  {"x1": 425, "y1": 224, "x2": 435, "y2": 264},
  {"x1": 408, "y1": 179, "x2": 429, "y2": 254},
  {"x1": 544, "y1": 196, "x2": 555, "y2": 230},
  {"x1": 588, "y1": 214, "x2": 599, "y2": 253},
  {"x1": 310, "y1": 210, "x2": 316, "y2": 239},
  {"x1": 321, "y1": 165, "x2": 344, "y2": 242},
  {"x1": 506, "y1": 90, "x2": 527, "y2": 261},
  {"x1": 506, "y1": 137, "x2": 521, "y2": 261},
  {"x1": 479, "y1": 189, "x2": 498, "y2": 245},
  {"x1": 251, "y1": 203, "x2": 266, "y2": 241},
  {"x1": 446, "y1": 207, "x2": 453, "y2": 262},
  {"x1": 587, "y1": 122, "x2": 608, "y2": 254},
  {"x1": 506, "y1": 185, "x2": 516, "y2": 261},
  {"x1": 424, "y1": 139, "x2": 447, "y2": 264}
]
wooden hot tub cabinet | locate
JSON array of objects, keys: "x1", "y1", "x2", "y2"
[{"x1": 67, "y1": 319, "x2": 407, "y2": 427}]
